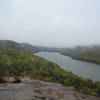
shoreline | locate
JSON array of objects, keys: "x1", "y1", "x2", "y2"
[{"x1": 35, "y1": 51, "x2": 100, "y2": 65}]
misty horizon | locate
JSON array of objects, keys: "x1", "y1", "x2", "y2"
[{"x1": 0, "y1": 0, "x2": 100, "y2": 47}]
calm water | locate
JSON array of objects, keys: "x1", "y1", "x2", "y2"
[{"x1": 35, "y1": 52, "x2": 100, "y2": 82}]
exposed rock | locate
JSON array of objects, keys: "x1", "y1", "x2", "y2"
[
  {"x1": 0, "y1": 77, "x2": 21, "y2": 83},
  {"x1": 0, "y1": 77, "x2": 100, "y2": 100}
]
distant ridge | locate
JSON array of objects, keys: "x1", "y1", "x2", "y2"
[
  {"x1": 20, "y1": 42, "x2": 40, "y2": 53},
  {"x1": 0, "y1": 40, "x2": 22, "y2": 50}
]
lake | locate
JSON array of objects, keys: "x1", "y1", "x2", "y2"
[{"x1": 35, "y1": 52, "x2": 100, "y2": 82}]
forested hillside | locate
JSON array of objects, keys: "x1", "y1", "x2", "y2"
[
  {"x1": 20, "y1": 43, "x2": 40, "y2": 53},
  {"x1": 0, "y1": 40, "x2": 100, "y2": 96},
  {"x1": 61, "y1": 46, "x2": 100, "y2": 65}
]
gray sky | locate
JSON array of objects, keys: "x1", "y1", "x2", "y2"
[{"x1": 0, "y1": 0, "x2": 100, "y2": 47}]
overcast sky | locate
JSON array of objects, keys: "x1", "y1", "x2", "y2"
[{"x1": 0, "y1": 0, "x2": 100, "y2": 47}]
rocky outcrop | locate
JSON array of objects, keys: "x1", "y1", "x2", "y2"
[{"x1": 0, "y1": 77, "x2": 100, "y2": 100}]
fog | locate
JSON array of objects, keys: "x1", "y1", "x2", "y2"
[{"x1": 0, "y1": 0, "x2": 100, "y2": 47}]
